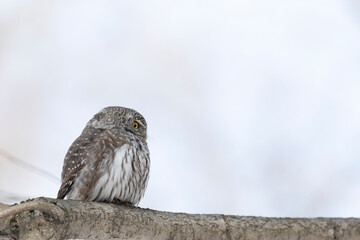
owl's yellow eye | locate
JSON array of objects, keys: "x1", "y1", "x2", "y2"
[{"x1": 133, "y1": 122, "x2": 139, "y2": 129}]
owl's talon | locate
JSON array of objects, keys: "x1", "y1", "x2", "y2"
[{"x1": 111, "y1": 199, "x2": 133, "y2": 207}]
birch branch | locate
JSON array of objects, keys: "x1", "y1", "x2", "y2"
[{"x1": 0, "y1": 197, "x2": 359, "y2": 240}]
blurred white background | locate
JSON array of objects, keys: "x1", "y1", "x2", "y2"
[{"x1": 1, "y1": 0, "x2": 360, "y2": 217}]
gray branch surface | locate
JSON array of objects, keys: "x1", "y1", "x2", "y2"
[{"x1": 0, "y1": 197, "x2": 359, "y2": 240}]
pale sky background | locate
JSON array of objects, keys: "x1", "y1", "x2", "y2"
[{"x1": 1, "y1": 0, "x2": 360, "y2": 217}]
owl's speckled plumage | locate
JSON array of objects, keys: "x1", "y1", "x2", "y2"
[{"x1": 57, "y1": 106, "x2": 150, "y2": 205}]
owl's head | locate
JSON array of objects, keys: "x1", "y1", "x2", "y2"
[{"x1": 87, "y1": 106, "x2": 147, "y2": 140}]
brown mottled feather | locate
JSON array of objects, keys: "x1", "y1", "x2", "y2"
[{"x1": 57, "y1": 127, "x2": 103, "y2": 198}]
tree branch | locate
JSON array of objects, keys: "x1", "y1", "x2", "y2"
[{"x1": 0, "y1": 197, "x2": 359, "y2": 240}]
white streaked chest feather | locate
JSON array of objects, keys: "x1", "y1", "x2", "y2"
[
  {"x1": 68, "y1": 142, "x2": 150, "y2": 205},
  {"x1": 88, "y1": 143, "x2": 150, "y2": 204}
]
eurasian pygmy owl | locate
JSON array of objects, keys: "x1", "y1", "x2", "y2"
[{"x1": 57, "y1": 106, "x2": 150, "y2": 205}]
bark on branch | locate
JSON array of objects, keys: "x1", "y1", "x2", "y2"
[{"x1": 0, "y1": 197, "x2": 359, "y2": 240}]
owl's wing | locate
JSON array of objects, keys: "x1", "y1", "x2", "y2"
[
  {"x1": 57, "y1": 127, "x2": 103, "y2": 199},
  {"x1": 57, "y1": 168, "x2": 81, "y2": 199}
]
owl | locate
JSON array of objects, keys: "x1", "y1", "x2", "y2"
[{"x1": 57, "y1": 106, "x2": 150, "y2": 205}]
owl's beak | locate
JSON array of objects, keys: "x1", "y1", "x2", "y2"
[{"x1": 144, "y1": 135, "x2": 147, "y2": 142}]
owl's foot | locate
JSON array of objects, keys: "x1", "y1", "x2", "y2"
[{"x1": 111, "y1": 199, "x2": 133, "y2": 207}]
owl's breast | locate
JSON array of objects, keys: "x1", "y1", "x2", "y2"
[{"x1": 88, "y1": 139, "x2": 150, "y2": 204}]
